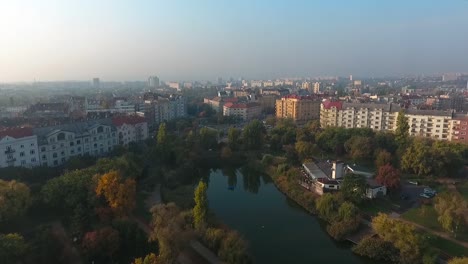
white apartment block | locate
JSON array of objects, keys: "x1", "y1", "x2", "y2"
[
  {"x1": 223, "y1": 102, "x2": 261, "y2": 121},
  {"x1": 250, "y1": 81, "x2": 263, "y2": 88},
  {"x1": 0, "y1": 128, "x2": 40, "y2": 168},
  {"x1": 34, "y1": 120, "x2": 118, "y2": 167},
  {"x1": 321, "y1": 100, "x2": 461, "y2": 142},
  {"x1": 263, "y1": 81, "x2": 274, "y2": 87}
]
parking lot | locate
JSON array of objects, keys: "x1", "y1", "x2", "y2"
[{"x1": 398, "y1": 182, "x2": 436, "y2": 211}]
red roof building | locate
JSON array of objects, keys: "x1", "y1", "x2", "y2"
[
  {"x1": 0, "y1": 127, "x2": 33, "y2": 139},
  {"x1": 321, "y1": 100, "x2": 343, "y2": 110}
]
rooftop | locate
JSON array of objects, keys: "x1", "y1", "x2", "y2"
[{"x1": 0, "y1": 127, "x2": 34, "y2": 139}]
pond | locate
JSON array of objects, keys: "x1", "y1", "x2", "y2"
[{"x1": 206, "y1": 167, "x2": 374, "y2": 264}]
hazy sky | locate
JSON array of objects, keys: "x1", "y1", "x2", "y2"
[{"x1": 1, "y1": 0, "x2": 468, "y2": 82}]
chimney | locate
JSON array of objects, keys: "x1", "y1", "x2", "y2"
[{"x1": 332, "y1": 161, "x2": 344, "y2": 179}]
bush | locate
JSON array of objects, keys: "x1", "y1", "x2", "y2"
[
  {"x1": 218, "y1": 231, "x2": 252, "y2": 264},
  {"x1": 326, "y1": 218, "x2": 360, "y2": 241},
  {"x1": 352, "y1": 236, "x2": 399, "y2": 263}
]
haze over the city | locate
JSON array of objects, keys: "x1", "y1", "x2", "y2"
[{"x1": 1, "y1": 0, "x2": 468, "y2": 82}]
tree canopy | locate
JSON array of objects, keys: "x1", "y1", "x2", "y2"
[
  {"x1": 0, "y1": 180, "x2": 30, "y2": 223},
  {"x1": 95, "y1": 171, "x2": 136, "y2": 216},
  {"x1": 193, "y1": 181, "x2": 208, "y2": 230}
]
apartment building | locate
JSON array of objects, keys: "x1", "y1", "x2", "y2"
[
  {"x1": 223, "y1": 102, "x2": 261, "y2": 121},
  {"x1": 33, "y1": 120, "x2": 118, "y2": 167},
  {"x1": 0, "y1": 128, "x2": 40, "y2": 168},
  {"x1": 276, "y1": 95, "x2": 321, "y2": 124},
  {"x1": 320, "y1": 100, "x2": 465, "y2": 142},
  {"x1": 142, "y1": 95, "x2": 187, "y2": 126},
  {"x1": 112, "y1": 116, "x2": 149, "y2": 146}
]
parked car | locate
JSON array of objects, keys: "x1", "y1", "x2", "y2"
[
  {"x1": 423, "y1": 188, "x2": 437, "y2": 195},
  {"x1": 408, "y1": 180, "x2": 419, "y2": 185},
  {"x1": 420, "y1": 193, "x2": 432, "y2": 199}
]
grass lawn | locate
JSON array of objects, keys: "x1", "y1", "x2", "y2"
[
  {"x1": 426, "y1": 234, "x2": 468, "y2": 257},
  {"x1": 359, "y1": 198, "x2": 396, "y2": 216},
  {"x1": 402, "y1": 206, "x2": 441, "y2": 231}
]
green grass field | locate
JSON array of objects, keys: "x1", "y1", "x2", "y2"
[
  {"x1": 402, "y1": 206, "x2": 441, "y2": 231},
  {"x1": 426, "y1": 235, "x2": 468, "y2": 257}
]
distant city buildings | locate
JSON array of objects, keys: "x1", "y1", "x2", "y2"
[
  {"x1": 92, "y1": 78, "x2": 100, "y2": 88},
  {"x1": 139, "y1": 94, "x2": 186, "y2": 127},
  {"x1": 148, "y1": 76, "x2": 160, "y2": 88}
]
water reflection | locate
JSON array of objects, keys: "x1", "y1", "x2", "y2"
[{"x1": 218, "y1": 166, "x2": 272, "y2": 194}]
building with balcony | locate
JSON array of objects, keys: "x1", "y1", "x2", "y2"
[
  {"x1": 223, "y1": 102, "x2": 261, "y2": 121},
  {"x1": 0, "y1": 128, "x2": 39, "y2": 168},
  {"x1": 276, "y1": 95, "x2": 321, "y2": 124},
  {"x1": 320, "y1": 100, "x2": 464, "y2": 142},
  {"x1": 33, "y1": 120, "x2": 117, "y2": 167},
  {"x1": 112, "y1": 116, "x2": 149, "y2": 146}
]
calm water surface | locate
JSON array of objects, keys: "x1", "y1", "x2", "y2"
[{"x1": 206, "y1": 167, "x2": 374, "y2": 264}]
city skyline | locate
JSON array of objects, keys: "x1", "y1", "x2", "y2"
[{"x1": 1, "y1": 0, "x2": 468, "y2": 82}]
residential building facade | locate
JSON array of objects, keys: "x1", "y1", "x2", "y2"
[
  {"x1": 276, "y1": 95, "x2": 321, "y2": 124},
  {"x1": 0, "y1": 128, "x2": 39, "y2": 168},
  {"x1": 112, "y1": 116, "x2": 149, "y2": 146},
  {"x1": 34, "y1": 120, "x2": 118, "y2": 167},
  {"x1": 223, "y1": 102, "x2": 261, "y2": 121}
]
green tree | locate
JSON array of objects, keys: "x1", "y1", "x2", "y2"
[
  {"x1": 0, "y1": 233, "x2": 27, "y2": 263},
  {"x1": 434, "y1": 193, "x2": 467, "y2": 236},
  {"x1": 344, "y1": 136, "x2": 375, "y2": 161},
  {"x1": 401, "y1": 138, "x2": 433, "y2": 176},
  {"x1": 338, "y1": 201, "x2": 359, "y2": 221},
  {"x1": 157, "y1": 123, "x2": 167, "y2": 146},
  {"x1": 227, "y1": 128, "x2": 241, "y2": 150},
  {"x1": 218, "y1": 230, "x2": 251, "y2": 264},
  {"x1": 315, "y1": 193, "x2": 338, "y2": 221},
  {"x1": 198, "y1": 127, "x2": 218, "y2": 150},
  {"x1": 372, "y1": 213, "x2": 423, "y2": 264},
  {"x1": 295, "y1": 141, "x2": 319, "y2": 161},
  {"x1": 395, "y1": 110, "x2": 410, "y2": 147},
  {"x1": 0, "y1": 179, "x2": 31, "y2": 222},
  {"x1": 375, "y1": 149, "x2": 394, "y2": 168},
  {"x1": 150, "y1": 203, "x2": 193, "y2": 264},
  {"x1": 340, "y1": 174, "x2": 367, "y2": 204},
  {"x1": 242, "y1": 120, "x2": 265, "y2": 150},
  {"x1": 193, "y1": 181, "x2": 208, "y2": 231},
  {"x1": 352, "y1": 236, "x2": 400, "y2": 263}
]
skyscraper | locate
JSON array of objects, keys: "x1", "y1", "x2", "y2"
[
  {"x1": 92, "y1": 78, "x2": 100, "y2": 88},
  {"x1": 148, "y1": 76, "x2": 159, "y2": 88}
]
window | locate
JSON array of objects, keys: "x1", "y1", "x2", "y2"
[
  {"x1": 77, "y1": 147, "x2": 82, "y2": 151},
  {"x1": 53, "y1": 153, "x2": 58, "y2": 158},
  {"x1": 57, "y1": 133, "x2": 65, "y2": 141},
  {"x1": 54, "y1": 160, "x2": 58, "y2": 166},
  {"x1": 41, "y1": 147, "x2": 46, "y2": 152},
  {"x1": 77, "y1": 140, "x2": 81, "y2": 144},
  {"x1": 61, "y1": 151, "x2": 65, "y2": 156},
  {"x1": 20, "y1": 144, "x2": 24, "y2": 148},
  {"x1": 70, "y1": 142, "x2": 74, "y2": 146},
  {"x1": 97, "y1": 126, "x2": 104, "y2": 133},
  {"x1": 85, "y1": 138, "x2": 89, "y2": 143},
  {"x1": 52, "y1": 145, "x2": 56, "y2": 150},
  {"x1": 21, "y1": 160, "x2": 26, "y2": 165},
  {"x1": 31, "y1": 143, "x2": 35, "y2": 147},
  {"x1": 60, "y1": 143, "x2": 64, "y2": 147},
  {"x1": 20, "y1": 152, "x2": 25, "y2": 157},
  {"x1": 31, "y1": 158, "x2": 36, "y2": 162},
  {"x1": 30, "y1": 150, "x2": 35, "y2": 155}
]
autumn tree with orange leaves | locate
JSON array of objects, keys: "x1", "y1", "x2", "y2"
[{"x1": 96, "y1": 171, "x2": 136, "y2": 216}]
